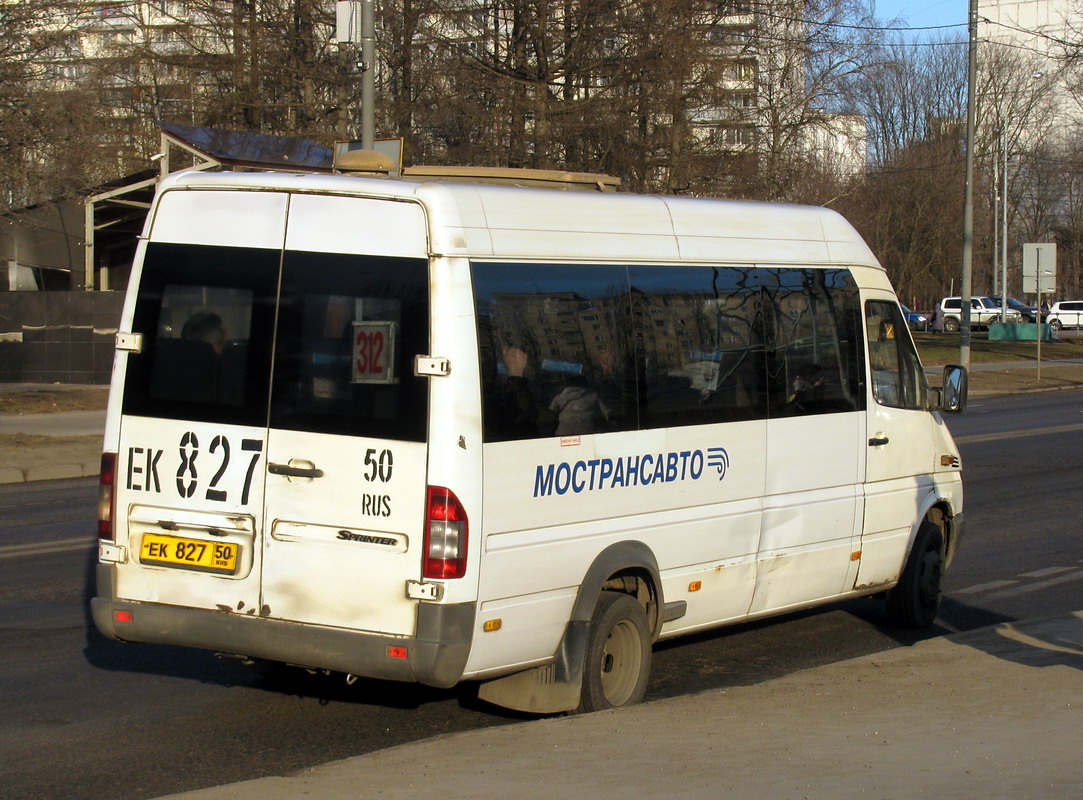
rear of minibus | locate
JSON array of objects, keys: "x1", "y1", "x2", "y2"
[{"x1": 92, "y1": 175, "x2": 475, "y2": 688}]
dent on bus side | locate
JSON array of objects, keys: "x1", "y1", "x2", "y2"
[{"x1": 932, "y1": 364, "x2": 967, "y2": 413}]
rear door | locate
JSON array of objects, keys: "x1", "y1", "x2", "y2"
[
  {"x1": 114, "y1": 190, "x2": 286, "y2": 613},
  {"x1": 258, "y1": 194, "x2": 431, "y2": 635}
]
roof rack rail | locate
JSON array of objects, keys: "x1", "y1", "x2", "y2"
[{"x1": 333, "y1": 149, "x2": 619, "y2": 192}]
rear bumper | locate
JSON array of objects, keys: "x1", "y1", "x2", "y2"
[{"x1": 91, "y1": 565, "x2": 474, "y2": 689}]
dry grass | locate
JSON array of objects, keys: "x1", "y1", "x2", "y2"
[{"x1": 0, "y1": 388, "x2": 108, "y2": 415}]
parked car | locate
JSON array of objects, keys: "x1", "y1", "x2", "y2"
[
  {"x1": 988, "y1": 296, "x2": 1042, "y2": 324},
  {"x1": 1046, "y1": 300, "x2": 1083, "y2": 330},
  {"x1": 939, "y1": 296, "x2": 1022, "y2": 332},
  {"x1": 901, "y1": 305, "x2": 929, "y2": 331}
]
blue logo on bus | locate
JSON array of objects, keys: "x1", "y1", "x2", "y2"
[{"x1": 533, "y1": 446, "x2": 729, "y2": 497}]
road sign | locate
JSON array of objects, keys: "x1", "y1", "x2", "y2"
[
  {"x1": 1023, "y1": 243, "x2": 1056, "y2": 294},
  {"x1": 335, "y1": 1, "x2": 361, "y2": 43}
]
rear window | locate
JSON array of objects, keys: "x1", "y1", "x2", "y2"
[
  {"x1": 123, "y1": 243, "x2": 278, "y2": 427},
  {"x1": 124, "y1": 243, "x2": 429, "y2": 441}
]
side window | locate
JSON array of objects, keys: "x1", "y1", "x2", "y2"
[
  {"x1": 765, "y1": 269, "x2": 865, "y2": 417},
  {"x1": 269, "y1": 252, "x2": 429, "y2": 442},
  {"x1": 628, "y1": 266, "x2": 768, "y2": 427},
  {"x1": 123, "y1": 243, "x2": 278, "y2": 426},
  {"x1": 473, "y1": 263, "x2": 636, "y2": 442},
  {"x1": 866, "y1": 300, "x2": 928, "y2": 411}
]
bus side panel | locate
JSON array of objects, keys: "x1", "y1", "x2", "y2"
[
  {"x1": 465, "y1": 423, "x2": 766, "y2": 675},
  {"x1": 752, "y1": 412, "x2": 865, "y2": 613}
]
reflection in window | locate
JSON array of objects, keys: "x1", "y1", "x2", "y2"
[
  {"x1": 123, "y1": 243, "x2": 278, "y2": 426},
  {"x1": 270, "y1": 252, "x2": 429, "y2": 441},
  {"x1": 866, "y1": 301, "x2": 927, "y2": 410},
  {"x1": 765, "y1": 269, "x2": 865, "y2": 416},
  {"x1": 629, "y1": 266, "x2": 767, "y2": 427},
  {"x1": 473, "y1": 263, "x2": 635, "y2": 441},
  {"x1": 474, "y1": 263, "x2": 868, "y2": 443}
]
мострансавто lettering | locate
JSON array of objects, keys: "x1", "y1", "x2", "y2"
[{"x1": 533, "y1": 447, "x2": 728, "y2": 497}]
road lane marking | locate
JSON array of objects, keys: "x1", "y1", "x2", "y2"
[
  {"x1": 0, "y1": 536, "x2": 95, "y2": 560},
  {"x1": 1020, "y1": 566, "x2": 1076, "y2": 578},
  {"x1": 955, "y1": 580, "x2": 1018, "y2": 594},
  {"x1": 953, "y1": 421, "x2": 1083, "y2": 444},
  {"x1": 986, "y1": 569, "x2": 1083, "y2": 600}
]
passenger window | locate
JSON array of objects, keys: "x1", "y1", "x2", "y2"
[
  {"x1": 865, "y1": 301, "x2": 927, "y2": 410},
  {"x1": 473, "y1": 263, "x2": 636, "y2": 442},
  {"x1": 270, "y1": 252, "x2": 429, "y2": 442},
  {"x1": 628, "y1": 266, "x2": 768, "y2": 427},
  {"x1": 765, "y1": 269, "x2": 865, "y2": 417},
  {"x1": 123, "y1": 243, "x2": 278, "y2": 426}
]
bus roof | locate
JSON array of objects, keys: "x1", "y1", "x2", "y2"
[{"x1": 155, "y1": 170, "x2": 882, "y2": 270}]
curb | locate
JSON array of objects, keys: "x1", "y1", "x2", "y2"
[{"x1": 0, "y1": 462, "x2": 100, "y2": 484}]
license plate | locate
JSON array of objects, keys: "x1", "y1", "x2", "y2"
[{"x1": 140, "y1": 533, "x2": 239, "y2": 575}]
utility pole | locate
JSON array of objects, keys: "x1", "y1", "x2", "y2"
[
  {"x1": 361, "y1": 0, "x2": 375, "y2": 148},
  {"x1": 960, "y1": 0, "x2": 978, "y2": 371}
]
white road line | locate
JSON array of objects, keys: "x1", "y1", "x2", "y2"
[
  {"x1": 953, "y1": 421, "x2": 1083, "y2": 444},
  {"x1": 986, "y1": 570, "x2": 1083, "y2": 600},
  {"x1": 1020, "y1": 566, "x2": 1076, "y2": 579},
  {"x1": 955, "y1": 580, "x2": 1018, "y2": 594},
  {"x1": 0, "y1": 537, "x2": 95, "y2": 560}
]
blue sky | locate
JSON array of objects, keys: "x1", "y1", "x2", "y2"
[{"x1": 874, "y1": 0, "x2": 969, "y2": 36}]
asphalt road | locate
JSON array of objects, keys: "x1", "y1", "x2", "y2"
[{"x1": 2, "y1": 389, "x2": 1082, "y2": 799}]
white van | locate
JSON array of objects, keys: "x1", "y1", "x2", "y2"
[{"x1": 92, "y1": 167, "x2": 967, "y2": 714}]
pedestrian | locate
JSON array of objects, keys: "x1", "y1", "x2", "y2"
[{"x1": 931, "y1": 304, "x2": 945, "y2": 334}]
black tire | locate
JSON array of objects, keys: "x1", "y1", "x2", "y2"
[
  {"x1": 885, "y1": 521, "x2": 945, "y2": 629},
  {"x1": 576, "y1": 591, "x2": 651, "y2": 713},
  {"x1": 1050, "y1": 319, "x2": 1062, "y2": 331},
  {"x1": 944, "y1": 317, "x2": 960, "y2": 333}
]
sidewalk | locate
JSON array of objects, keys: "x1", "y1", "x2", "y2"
[
  {"x1": 0, "y1": 407, "x2": 104, "y2": 483},
  {"x1": 155, "y1": 612, "x2": 1083, "y2": 800}
]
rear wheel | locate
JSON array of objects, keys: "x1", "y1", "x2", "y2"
[
  {"x1": 577, "y1": 591, "x2": 651, "y2": 713},
  {"x1": 944, "y1": 317, "x2": 960, "y2": 333},
  {"x1": 885, "y1": 520, "x2": 944, "y2": 629},
  {"x1": 1050, "y1": 319, "x2": 1062, "y2": 331}
]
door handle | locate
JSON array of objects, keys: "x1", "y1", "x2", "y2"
[
  {"x1": 268, "y1": 462, "x2": 325, "y2": 479},
  {"x1": 868, "y1": 437, "x2": 890, "y2": 447}
]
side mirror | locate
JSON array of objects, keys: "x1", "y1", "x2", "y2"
[{"x1": 938, "y1": 364, "x2": 967, "y2": 413}]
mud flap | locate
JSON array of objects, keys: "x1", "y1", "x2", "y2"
[{"x1": 477, "y1": 620, "x2": 590, "y2": 714}]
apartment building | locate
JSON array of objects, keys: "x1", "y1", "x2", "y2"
[{"x1": 978, "y1": 0, "x2": 1081, "y2": 137}]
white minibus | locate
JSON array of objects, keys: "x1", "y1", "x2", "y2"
[{"x1": 92, "y1": 165, "x2": 966, "y2": 714}]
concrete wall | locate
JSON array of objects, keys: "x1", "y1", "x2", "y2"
[{"x1": 0, "y1": 291, "x2": 123, "y2": 384}]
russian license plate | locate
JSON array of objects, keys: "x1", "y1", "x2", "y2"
[{"x1": 140, "y1": 533, "x2": 239, "y2": 574}]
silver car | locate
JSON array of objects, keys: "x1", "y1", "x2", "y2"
[{"x1": 939, "y1": 296, "x2": 1022, "y2": 332}]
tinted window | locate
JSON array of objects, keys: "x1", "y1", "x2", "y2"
[
  {"x1": 269, "y1": 252, "x2": 429, "y2": 441},
  {"x1": 473, "y1": 263, "x2": 636, "y2": 441},
  {"x1": 765, "y1": 269, "x2": 865, "y2": 416},
  {"x1": 628, "y1": 266, "x2": 768, "y2": 427},
  {"x1": 474, "y1": 263, "x2": 865, "y2": 443},
  {"x1": 123, "y1": 243, "x2": 279, "y2": 426}
]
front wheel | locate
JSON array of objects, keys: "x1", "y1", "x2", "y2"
[
  {"x1": 885, "y1": 521, "x2": 945, "y2": 629},
  {"x1": 576, "y1": 591, "x2": 651, "y2": 713}
]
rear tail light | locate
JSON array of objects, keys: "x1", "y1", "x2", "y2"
[
  {"x1": 423, "y1": 485, "x2": 468, "y2": 579},
  {"x1": 98, "y1": 452, "x2": 117, "y2": 541}
]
